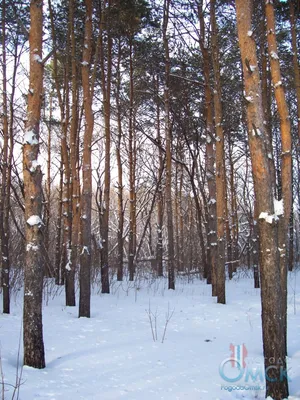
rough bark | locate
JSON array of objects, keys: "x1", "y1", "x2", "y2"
[
  {"x1": 211, "y1": 0, "x2": 226, "y2": 304},
  {"x1": 23, "y1": 0, "x2": 45, "y2": 369},
  {"x1": 236, "y1": 0, "x2": 289, "y2": 397},
  {"x1": 266, "y1": 0, "x2": 292, "y2": 359}
]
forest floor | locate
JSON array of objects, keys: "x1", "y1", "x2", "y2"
[{"x1": 0, "y1": 268, "x2": 300, "y2": 400}]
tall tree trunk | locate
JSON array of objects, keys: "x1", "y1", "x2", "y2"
[
  {"x1": 23, "y1": 0, "x2": 45, "y2": 369},
  {"x1": 155, "y1": 76, "x2": 164, "y2": 277},
  {"x1": 236, "y1": 0, "x2": 289, "y2": 397},
  {"x1": 289, "y1": 0, "x2": 300, "y2": 142},
  {"x1": 265, "y1": 0, "x2": 292, "y2": 360},
  {"x1": 289, "y1": 0, "x2": 300, "y2": 270},
  {"x1": 198, "y1": 1, "x2": 217, "y2": 293},
  {"x1": 211, "y1": 0, "x2": 226, "y2": 304},
  {"x1": 99, "y1": 0, "x2": 112, "y2": 294},
  {"x1": 55, "y1": 155, "x2": 64, "y2": 285},
  {"x1": 48, "y1": 0, "x2": 70, "y2": 287},
  {"x1": 65, "y1": 0, "x2": 79, "y2": 307},
  {"x1": 163, "y1": 0, "x2": 175, "y2": 290},
  {"x1": 128, "y1": 37, "x2": 137, "y2": 282},
  {"x1": 1, "y1": 0, "x2": 10, "y2": 313},
  {"x1": 116, "y1": 39, "x2": 124, "y2": 282},
  {"x1": 79, "y1": 0, "x2": 94, "y2": 318}
]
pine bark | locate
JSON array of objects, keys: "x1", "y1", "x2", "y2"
[
  {"x1": 211, "y1": 0, "x2": 226, "y2": 304},
  {"x1": 235, "y1": 0, "x2": 289, "y2": 397},
  {"x1": 23, "y1": 0, "x2": 45, "y2": 369},
  {"x1": 265, "y1": 0, "x2": 292, "y2": 359}
]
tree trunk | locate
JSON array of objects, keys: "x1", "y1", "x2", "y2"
[
  {"x1": 1, "y1": 0, "x2": 10, "y2": 314},
  {"x1": 23, "y1": 0, "x2": 45, "y2": 369},
  {"x1": 79, "y1": 0, "x2": 94, "y2": 318},
  {"x1": 128, "y1": 37, "x2": 137, "y2": 282},
  {"x1": 211, "y1": 0, "x2": 226, "y2": 304},
  {"x1": 198, "y1": 1, "x2": 217, "y2": 293},
  {"x1": 235, "y1": 0, "x2": 289, "y2": 397},
  {"x1": 156, "y1": 76, "x2": 164, "y2": 277},
  {"x1": 163, "y1": 0, "x2": 175, "y2": 290},
  {"x1": 116, "y1": 38, "x2": 124, "y2": 282},
  {"x1": 99, "y1": 1, "x2": 112, "y2": 294}
]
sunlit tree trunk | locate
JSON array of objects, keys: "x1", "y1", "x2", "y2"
[
  {"x1": 211, "y1": 0, "x2": 226, "y2": 304},
  {"x1": 265, "y1": 0, "x2": 292, "y2": 359},
  {"x1": 236, "y1": 0, "x2": 289, "y2": 397},
  {"x1": 289, "y1": 0, "x2": 300, "y2": 270},
  {"x1": 23, "y1": 0, "x2": 45, "y2": 369}
]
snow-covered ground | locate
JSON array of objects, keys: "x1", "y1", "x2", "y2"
[{"x1": 1, "y1": 269, "x2": 300, "y2": 400}]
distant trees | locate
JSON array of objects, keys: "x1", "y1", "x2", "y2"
[{"x1": 0, "y1": 2, "x2": 299, "y2": 385}]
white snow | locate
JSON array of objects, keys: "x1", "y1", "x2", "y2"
[
  {"x1": 270, "y1": 51, "x2": 279, "y2": 60},
  {"x1": 245, "y1": 95, "x2": 253, "y2": 103},
  {"x1": 26, "y1": 243, "x2": 39, "y2": 252},
  {"x1": 0, "y1": 274, "x2": 300, "y2": 399},
  {"x1": 81, "y1": 61, "x2": 89, "y2": 66},
  {"x1": 24, "y1": 130, "x2": 39, "y2": 145},
  {"x1": 26, "y1": 215, "x2": 44, "y2": 227},
  {"x1": 247, "y1": 30, "x2": 253, "y2": 37},
  {"x1": 274, "y1": 198, "x2": 284, "y2": 216},
  {"x1": 81, "y1": 246, "x2": 90, "y2": 255},
  {"x1": 29, "y1": 159, "x2": 41, "y2": 173},
  {"x1": 33, "y1": 54, "x2": 42, "y2": 63},
  {"x1": 259, "y1": 199, "x2": 284, "y2": 224},
  {"x1": 274, "y1": 80, "x2": 282, "y2": 89}
]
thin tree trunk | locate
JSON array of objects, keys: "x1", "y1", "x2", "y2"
[
  {"x1": 163, "y1": 0, "x2": 175, "y2": 290},
  {"x1": 116, "y1": 38, "x2": 124, "y2": 282},
  {"x1": 79, "y1": 0, "x2": 94, "y2": 318},
  {"x1": 23, "y1": 0, "x2": 45, "y2": 369},
  {"x1": 99, "y1": 1, "x2": 112, "y2": 294},
  {"x1": 156, "y1": 76, "x2": 164, "y2": 277},
  {"x1": 1, "y1": 0, "x2": 10, "y2": 313},
  {"x1": 211, "y1": 0, "x2": 226, "y2": 304},
  {"x1": 198, "y1": 1, "x2": 217, "y2": 293},
  {"x1": 128, "y1": 37, "x2": 137, "y2": 282}
]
